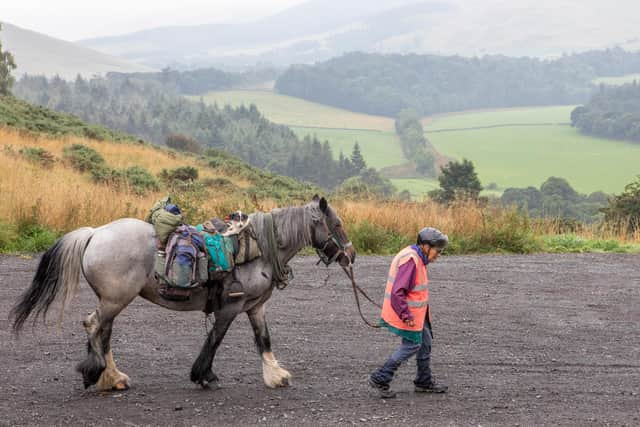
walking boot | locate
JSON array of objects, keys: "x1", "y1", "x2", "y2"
[
  {"x1": 414, "y1": 379, "x2": 448, "y2": 393},
  {"x1": 368, "y1": 377, "x2": 397, "y2": 399}
]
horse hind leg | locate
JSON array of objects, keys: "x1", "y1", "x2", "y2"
[
  {"x1": 248, "y1": 304, "x2": 291, "y2": 388},
  {"x1": 77, "y1": 302, "x2": 130, "y2": 391},
  {"x1": 77, "y1": 310, "x2": 106, "y2": 388}
]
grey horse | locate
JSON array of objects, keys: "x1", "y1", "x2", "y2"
[{"x1": 11, "y1": 196, "x2": 355, "y2": 391}]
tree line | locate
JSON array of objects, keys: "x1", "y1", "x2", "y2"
[
  {"x1": 275, "y1": 48, "x2": 640, "y2": 117},
  {"x1": 394, "y1": 109, "x2": 436, "y2": 177},
  {"x1": 108, "y1": 66, "x2": 279, "y2": 95},
  {"x1": 571, "y1": 82, "x2": 640, "y2": 143},
  {"x1": 501, "y1": 177, "x2": 609, "y2": 224},
  {"x1": 12, "y1": 74, "x2": 371, "y2": 189}
]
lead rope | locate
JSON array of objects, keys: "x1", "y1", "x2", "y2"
[{"x1": 341, "y1": 264, "x2": 381, "y2": 329}]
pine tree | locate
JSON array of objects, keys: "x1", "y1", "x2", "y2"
[
  {"x1": 0, "y1": 24, "x2": 17, "y2": 96},
  {"x1": 350, "y1": 142, "x2": 367, "y2": 172}
]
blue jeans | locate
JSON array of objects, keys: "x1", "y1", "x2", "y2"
[{"x1": 370, "y1": 324, "x2": 432, "y2": 387}]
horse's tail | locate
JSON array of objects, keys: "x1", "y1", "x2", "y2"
[{"x1": 11, "y1": 226, "x2": 95, "y2": 334}]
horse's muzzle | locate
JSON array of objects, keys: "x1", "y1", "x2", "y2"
[{"x1": 339, "y1": 246, "x2": 356, "y2": 266}]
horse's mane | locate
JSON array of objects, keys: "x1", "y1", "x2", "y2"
[{"x1": 250, "y1": 204, "x2": 320, "y2": 259}]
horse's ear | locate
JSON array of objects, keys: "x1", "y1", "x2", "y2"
[
  {"x1": 319, "y1": 197, "x2": 328, "y2": 213},
  {"x1": 312, "y1": 194, "x2": 320, "y2": 202}
]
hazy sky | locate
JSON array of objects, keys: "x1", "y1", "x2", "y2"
[{"x1": 3, "y1": 0, "x2": 307, "y2": 41}]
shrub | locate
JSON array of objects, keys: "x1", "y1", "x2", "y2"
[
  {"x1": 90, "y1": 165, "x2": 124, "y2": 186},
  {"x1": 201, "y1": 176, "x2": 239, "y2": 191},
  {"x1": 18, "y1": 146, "x2": 55, "y2": 168},
  {"x1": 166, "y1": 133, "x2": 202, "y2": 154},
  {"x1": 542, "y1": 234, "x2": 636, "y2": 253},
  {"x1": 159, "y1": 166, "x2": 199, "y2": 183},
  {"x1": 0, "y1": 219, "x2": 58, "y2": 253},
  {"x1": 62, "y1": 144, "x2": 105, "y2": 172},
  {"x1": 602, "y1": 176, "x2": 640, "y2": 233},
  {"x1": 91, "y1": 165, "x2": 158, "y2": 195},
  {"x1": 123, "y1": 166, "x2": 159, "y2": 195},
  {"x1": 170, "y1": 183, "x2": 210, "y2": 224},
  {"x1": 349, "y1": 220, "x2": 410, "y2": 255},
  {"x1": 0, "y1": 220, "x2": 18, "y2": 252}
]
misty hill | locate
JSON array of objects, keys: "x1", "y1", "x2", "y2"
[
  {"x1": 0, "y1": 22, "x2": 154, "y2": 79},
  {"x1": 79, "y1": 0, "x2": 640, "y2": 70}
]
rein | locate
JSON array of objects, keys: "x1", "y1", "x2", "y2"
[
  {"x1": 341, "y1": 264, "x2": 382, "y2": 329},
  {"x1": 314, "y1": 226, "x2": 381, "y2": 329}
]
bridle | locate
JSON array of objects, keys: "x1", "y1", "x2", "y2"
[
  {"x1": 312, "y1": 213, "x2": 353, "y2": 267},
  {"x1": 315, "y1": 232, "x2": 353, "y2": 267}
]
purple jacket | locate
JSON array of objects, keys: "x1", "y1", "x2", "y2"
[{"x1": 390, "y1": 245, "x2": 428, "y2": 321}]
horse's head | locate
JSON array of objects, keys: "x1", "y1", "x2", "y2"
[{"x1": 309, "y1": 195, "x2": 356, "y2": 267}]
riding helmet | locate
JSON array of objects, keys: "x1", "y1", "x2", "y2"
[{"x1": 417, "y1": 227, "x2": 448, "y2": 248}]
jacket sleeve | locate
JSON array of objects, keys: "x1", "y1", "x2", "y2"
[{"x1": 390, "y1": 259, "x2": 417, "y2": 321}]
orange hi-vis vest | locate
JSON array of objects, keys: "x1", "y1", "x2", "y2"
[{"x1": 381, "y1": 246, "x2": 429, "y2": 332}]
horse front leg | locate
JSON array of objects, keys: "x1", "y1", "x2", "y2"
[
  {"x1": 247, "y1": 303, "x2": 291, "y2": 388},
  {"x1": 190, "y1": 308, "x2": 237, "y2": 388}
]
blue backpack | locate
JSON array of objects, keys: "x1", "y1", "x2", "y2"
[{"x1": 163, "y1": 225, "x2": 208, "y2": 288}]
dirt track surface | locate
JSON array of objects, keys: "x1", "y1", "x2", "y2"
[{"x1": 1, "y1": 253, "x2": 639, "y2": 426}]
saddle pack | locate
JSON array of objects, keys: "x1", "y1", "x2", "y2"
[
  {"x1": 156, "y1": 225, "x2": 208, "y2": 289},
  {"x1": 147, "y1": 194, "x2": 264, "y2": 296},
  {"x1": 196, "y1": 212, "x2": 262, "y2": 280},
  {"x1": 146, "y1": 196, "x2": 183, "y2": 246},
  {"x1": 196, "y1": 224, "x2": 236, "y2": 281}
]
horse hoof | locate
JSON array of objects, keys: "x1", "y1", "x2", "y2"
[
  {"x1": 198, "y1": 370, "x2": 219, "y2": 389},
  {"x1": 280, "y1": 377, "x2": 290, "y2": 387},
  {"x1": 205, "y1": 370, "x2": 219, "y2": 383},
  {"x1": 113, "y1": 381, "x2": 130, "y2": 391}
]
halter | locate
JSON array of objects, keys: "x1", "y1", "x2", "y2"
[{"x1": 315, "y1": 230, "x2": 353, "y2": 266}]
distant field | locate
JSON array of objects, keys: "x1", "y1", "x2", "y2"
[
  {"x1": 391, "y1": 178, "x2": 503, "y2": 200},
  {"x1": 423, "y1": 105, "x2": 576, "y2": 130},
  {"x1": 390, "y1": 178, "x2": 439, "y2": 199},
  {"x1": 196, "y1": 93, "x2": 640, "y2": 195},
  {"x1": 195, "y1": 90, "x2": 405, "y2": 170},
  {"x1": 425, "y1": 122, "x2": 640, "y2": 194},
  {"x1": 592, "y1": 74, "x2": 640, "y2": 86},
  {"x1": 195, "y1": 90, "x2": 394, "y2": 131},
  {"x1": 291, "y1": 127, "x2": 404, "y2": 169}
]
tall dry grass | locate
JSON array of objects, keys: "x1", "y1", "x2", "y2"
[
  {"x1": 0, "y1": 127, "x2": 251, "y2": 184},
  {"x1": 0, "y1": 128, "x2": 256, "y2": 231},
  {"x1": 1, "y1": 127, "x2": 638, "y2": 252}
]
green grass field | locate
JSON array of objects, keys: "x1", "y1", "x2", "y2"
[
  {"x1": 291, "y1": 127, "x2": 404, "y2": 169},
  {"x1": 196, "y1": 92, "x2": 639, "y2": 196},
  {"x1": 390, "y1": 178, "x2": 439, "y2": 199},
  {"x1": 425, "y1": 123, "x2": 640, "y2": 194},
  {"x1": 592, "y1": 74, "x2": 640, "y2": 86},
  {"x1": 422, "y1": 105, "x2": 576, "y2": 130},
  {"x1": 195, "y1": 90, "x2": 394, "y2": 131}
]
